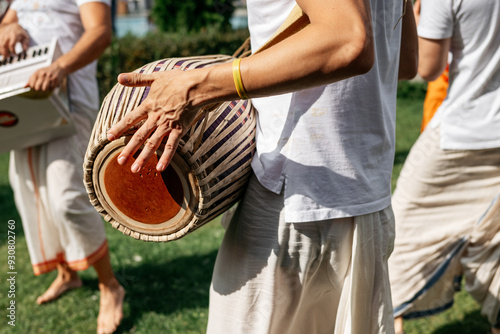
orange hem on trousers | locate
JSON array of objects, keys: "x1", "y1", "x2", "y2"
[{"x1": 32, "y1": 240, "x2": 108, "y2": 276}]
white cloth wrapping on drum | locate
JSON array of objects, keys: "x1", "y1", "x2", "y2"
[
  {"x1": 9, "y1": 112, "x2": 107, "y2": 275},
  {"x1": 389, "y1": 126, "x2": 500, "y2": 326},
  {"x1": 208, "y1": 174, "x2": 396, "y2": 334}
]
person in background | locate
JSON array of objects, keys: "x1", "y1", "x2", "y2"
[
  {"x1": 106, "y1": 0, "x2": 418, "y2": 332},
  {"x1": 0, "y1": 1, "x2": 124, "y2": 333},
  {"x1": 413, "y1": 0, "x2": 450, "y2": 133},
  {"x1": 389, "y1": 0, "x2": 500, "y2": 333}
]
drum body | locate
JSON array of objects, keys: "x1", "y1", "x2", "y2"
[{"x1": 84, "y1": 55, "x2": 256, "y2": 242}]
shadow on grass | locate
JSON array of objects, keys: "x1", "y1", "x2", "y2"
[
  {"x1": 431, "y1": 310, "x2": 490, "y2": 334},
  {"x1": 90, "y1": 249, "x2": 219, "y2": 333}
]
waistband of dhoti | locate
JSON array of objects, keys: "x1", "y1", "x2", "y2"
[{"x1": 32, "y1": 240, "x2": 108, "y2": 276}]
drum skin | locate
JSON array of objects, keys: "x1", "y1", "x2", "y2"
[{"x1": 84, "y1": 55, "x2": 256, "y2": 242}]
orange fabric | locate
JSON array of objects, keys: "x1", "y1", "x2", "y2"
[
  {"x1": 421, "y1": 66, "x2": 449, "y2": 132},
  {"x1": 32, "y1": 253, "x2": 65, "y2": 276},
  {"x1": 67, "y1": 240, "x2": 108, "y2": 271},
  {"x1": 32, "y1": 240, "x2": 108, "y2": 276}
]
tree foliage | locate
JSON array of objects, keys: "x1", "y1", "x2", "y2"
[{"x1": 152, "y1": 0, "x2": 235, "y2": 33}]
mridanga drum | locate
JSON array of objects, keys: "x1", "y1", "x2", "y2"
[{"x1": 84, "y1": 55, "x2": 256, "y2": 242}]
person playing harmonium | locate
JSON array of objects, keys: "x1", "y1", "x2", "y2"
[{"x1": 0, "y1": 1, "x2": 124, "y2": 333}]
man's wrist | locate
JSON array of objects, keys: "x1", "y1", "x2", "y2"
[{"x1": 187, "y1": 64, "x2": 234, "y2": 109}]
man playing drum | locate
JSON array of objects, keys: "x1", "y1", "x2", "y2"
[
  {"x1": 107, "y1": 0, "x2": 418, "y2": 332},
  {"x1": 0, "y1": 1, "x2": 124, "y2": 333}
]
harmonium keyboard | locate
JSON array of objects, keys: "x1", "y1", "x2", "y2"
[{"x1": 0, "y1": 38, "x2": 75, "y2": 154}]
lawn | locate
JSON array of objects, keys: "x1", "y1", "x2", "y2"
[{"x1": 0, "y1": 94, "x2": 491, "y2": 333}]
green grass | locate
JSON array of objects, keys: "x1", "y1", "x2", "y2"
[
  {"x1": 0, "y1": 94, "x2": 491, "y2": 333},
  {"x1": 393, "y1": 97, "x2": 425, "y2": 190}
]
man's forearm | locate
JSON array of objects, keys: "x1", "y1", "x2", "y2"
[
  {"x1": 53, "y1": 2, "x2": 112, "y2": 76},
  {"x1": 54, "y1": 27, "x2": 111, "y2": 76},
  {"x1": 188, "y1": 0, "x2": 375, "y2": 108},
  {"x1": 417, "y1": 37, "x2": 450, "y2": 81}
]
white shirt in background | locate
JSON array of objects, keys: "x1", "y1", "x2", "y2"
[{"x1": 420, "y1": 0, "x2": 500, "y2": 150}]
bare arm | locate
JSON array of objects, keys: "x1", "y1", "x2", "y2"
[
  {"x1": 0, "y1": 9, "x2": 29, "y2": 57},
  {"x1": 26, "y1": 2, "x2": 112, "y2": 91},
  {"x1": 398, "y1": 0, "x2": 419, "y2": 80},
  {"x1": 52, "y1": 2, "x2": 112, "y2": 77},
  {"x1": 417, "y1": 37, "x2": 450, "y2": 81},
  {"x1": 108, "y1": 0, "x2": 376, "y2": 173},
  {"x1": 411, "y1": 0, "x2": 450, "y2": 81},
  {"x1": 228, "y1": 0, "x2": 375, "y2": 98}
]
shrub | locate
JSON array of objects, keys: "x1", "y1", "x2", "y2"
[
  {"x1": 397, "y1": 80, "x2": 427, "y2": 100},
  {"x1": 151, "y1": 0, "x2": 234, "y2": 33}
]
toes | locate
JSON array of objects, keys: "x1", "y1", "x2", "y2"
[
  {"x1": 36, "y1": 279, "x2": 82, "y2": 305},
  {"x1": 36, "y1": 290, "x2": 56, "y2": 305},
  {"x1": 114, "y1": 307, "x2": 123, "y2": 327}
]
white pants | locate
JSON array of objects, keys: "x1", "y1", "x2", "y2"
[
  {"x1": 207, "y1": 174, "x2": 396, "y2": 334},
  {"x1": 389, "y1": 126, "x2": 500, "y2": 326},
  {"x1": 9, "y1": 112, "x2": 107, "y2": 275}
]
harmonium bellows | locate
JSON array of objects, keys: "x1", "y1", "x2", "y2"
[{"x1": 0, "y1": 38, "x2": 74, "y2": 154}]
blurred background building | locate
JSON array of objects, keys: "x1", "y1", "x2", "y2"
[{"x1": 114, "y1": 0, "x2": 155, "y2": 37}]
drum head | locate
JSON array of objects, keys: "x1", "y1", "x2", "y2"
[{"x1": 92, "y1": 136, "x2": 199, "y2": 236}]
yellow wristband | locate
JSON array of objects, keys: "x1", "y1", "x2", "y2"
[{"x1": 232, "y1": 58, "x2": 249, "y2": 100}]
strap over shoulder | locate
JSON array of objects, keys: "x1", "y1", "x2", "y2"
[
  {"x1": 233, "y1": 4, "x2": 310, "y2": 58},
  {"x1": 255, "y1": 4, "x2": 310, "y2": 54}
]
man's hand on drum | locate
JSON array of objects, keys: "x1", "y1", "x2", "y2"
[
  {"x1": 106, "y1": 69, "x2": 202, "y2": 173},
  {"x1": 0, "y1": 22, "x2": 29, "y2": 58}
]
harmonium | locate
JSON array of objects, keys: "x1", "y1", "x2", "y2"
[{"x1": 0, "y1": 38, "x2": 74, "y2": 154}]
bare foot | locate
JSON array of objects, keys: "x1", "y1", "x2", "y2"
[
  {"x1": 492, "y1": 327, "x2": 500, "y2": 334},
  {"x1": 36, "y1": 268, "x2": 82, "y2": 304},
  {"x1": 97, "y1": 279, "x2": 125, "y2": 334},
  {"x1": 394, "y1": 316, "x2": 405, "y2": 334}
]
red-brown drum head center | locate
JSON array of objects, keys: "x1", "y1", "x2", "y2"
[{"x1": 103, "y1": 151, "x2": 185, "y2": 224}]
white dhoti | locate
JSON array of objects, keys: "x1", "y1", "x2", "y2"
[
  {"x1": 9, "y1": 112, "x2": 107, "y2": 275},
  {"x1": 388, "y1": 126, "x2": 500, "y2": 326},
  {"x1": 207, "y1": 174, "x2": 396, "y2": 334}
]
